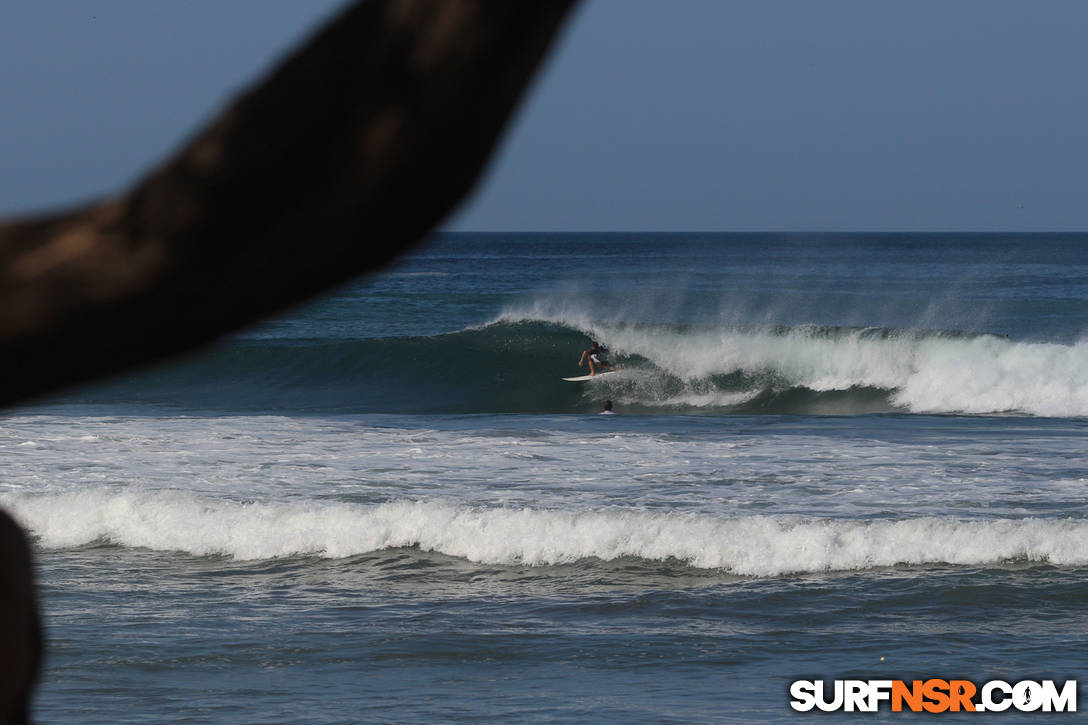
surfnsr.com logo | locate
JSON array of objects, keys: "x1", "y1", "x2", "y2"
[{"x1": 790, "y1": 679, "x2": 1077, "y2": 713}]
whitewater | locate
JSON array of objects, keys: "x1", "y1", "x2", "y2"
[
  {"x1": 9, "y1": 490, "x2": 1088, "y2": 574},
  {"x1": 11, "y1": 232, "x2": 1088, "y2": 723},
  {"x1": 494, "y1": 308, "x2": 1088, "y2": 417}
]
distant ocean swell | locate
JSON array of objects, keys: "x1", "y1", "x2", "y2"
[
  {"x1": 63, "y1": 318, "x2": 1088, "y2": 417},
  {"x1": 6, "y1": 490, "x2": 1088, "y2": 576}
]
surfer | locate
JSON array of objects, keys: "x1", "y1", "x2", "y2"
[
  {"x1": 578, "y1": 342, "x2": 614, "y2": 376},
  {"x1": 600, "y1": 400, "x2": 616, "y2": 415}
]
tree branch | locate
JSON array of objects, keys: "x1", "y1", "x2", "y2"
[{"x1": 0, "y1": 0, "x2": 576, "y2": 408}]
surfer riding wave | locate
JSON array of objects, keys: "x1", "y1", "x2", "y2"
[{"x1": 578, "y1": 341, "x2": 615, "y2": 376}]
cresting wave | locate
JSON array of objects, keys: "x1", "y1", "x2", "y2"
[
  {"x1": 6, "y1": 490, "x2": 1088, "y2": 576},
  {"x1": 55, "y1": 315, "x2": 1088, "y2": 416},
  {"x1": 495, "y1": 308, "x2": 1088, "y2": 417}
]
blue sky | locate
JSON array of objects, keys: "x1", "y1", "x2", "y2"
[{"x1": 2, "y1": 1, "x2": 1086, "y2": 231}]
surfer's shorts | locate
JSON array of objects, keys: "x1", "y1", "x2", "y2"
[{"x1": 590, "y1": 354, "x2": 608, "y2": 365}]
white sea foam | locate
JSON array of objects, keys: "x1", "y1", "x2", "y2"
[
  {"x1": 635, "y1": 390, "x2": 759, "y2": 409},
  {"x1": 6, "y1": 490, "x2": 1087, "y2": 576},
  {"x1": 497, "y1": 305, "x2": 1088, "y2": 416}
]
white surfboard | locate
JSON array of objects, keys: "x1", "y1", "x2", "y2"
[{"x1": 562, "y1": 371, "x2": 617, "y2": 382}]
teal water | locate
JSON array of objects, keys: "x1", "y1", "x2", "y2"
[{"x1": 6, "y1": 233, "x2": 1088, "y2": 721}]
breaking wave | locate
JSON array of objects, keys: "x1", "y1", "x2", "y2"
[
  {"x1": 50, "y1": 310, "x2": 1088, "y2": 417},
  {"x1": 494, "y1": 307, "x2": 1088, "y2": 417},
  {"x1": 6, "y1": 490, "x2": 1088, "y2": 576}
]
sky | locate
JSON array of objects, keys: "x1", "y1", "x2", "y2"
[{"x1": 1, "y1": 0, "x2": 1086, "y2": 231}]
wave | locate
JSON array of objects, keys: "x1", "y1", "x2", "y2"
[
  {"x1": 6, "y1": 490, "x2": 1088, "y2": 576},
  {"x1": 496, "y1": 307, "x2": 1088, "y2": 417},
  {"x1": 56, "y1": 322, "x2": 586, "y2": 414},
  {"x1": 49, "y1": 312, "x2": 1088, "y2": 417}
]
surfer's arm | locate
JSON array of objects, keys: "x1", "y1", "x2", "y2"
[{"x1": 578, "y1": 351, "x2": 587, "y2": 366}]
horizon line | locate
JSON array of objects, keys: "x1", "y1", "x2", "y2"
[{"x1": 435, "y1": 229, "x2": 1088, "y2": 235}]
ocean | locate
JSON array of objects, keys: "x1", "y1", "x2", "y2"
[{"x1": 3, "y1": 232, "x2": 1087, "y2": 722}]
